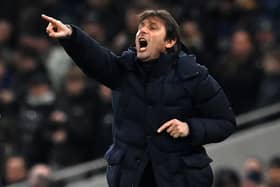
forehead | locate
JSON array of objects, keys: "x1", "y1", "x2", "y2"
[{"x1": 139, "y1": 16, "x2": 166, "y2": 26}]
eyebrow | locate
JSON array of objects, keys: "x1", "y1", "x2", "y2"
[
  {"x1": 139, "y1": 20, "x2": 159, "y2": 27},
  {"x1": 150, "y1": 22, "x2": 159, "y2": 27}
]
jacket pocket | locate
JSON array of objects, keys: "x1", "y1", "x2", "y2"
[
  {"x1": 181, "y1": 153, "x2": 214, "y2": 187},
  {"x1": 166, "y1": 152, "x2": 212, "y2": 174},
  {"x1": 181, "y1": 152, "x2": 213, "y2": 169},
  {"x1": 105, "y1": 144, "x2": 125, "y2": 187}
]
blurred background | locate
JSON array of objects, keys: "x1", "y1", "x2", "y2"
[{"x1": 0, "y1": 0, "x2": 280, "y2": 186}]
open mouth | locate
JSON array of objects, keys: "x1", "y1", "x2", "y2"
[{"x1": 139, "y1": 38, "x2": 148, "y2": 51}]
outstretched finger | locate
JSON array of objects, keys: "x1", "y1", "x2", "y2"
[
  {"x1": 41, "y1": 14, "x2": 59, "y2": 25},
  {"x1": 157, "y1": 119, "x2": 174, "y2": 133}
]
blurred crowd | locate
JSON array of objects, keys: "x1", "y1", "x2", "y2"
[
  {"x1": 214, "y1": 156, "x2": 280, "y2": 187},
  {"x1": 1, "y1": 0, "x2": 280, "y2": 186}
]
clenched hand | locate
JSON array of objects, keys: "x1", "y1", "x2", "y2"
[
  {"x1": 41, "y1": 14, "x2": 72, "y2": 38},
  {"x1": 157, "y1": 119, "x2": 190, "y2": 138}
]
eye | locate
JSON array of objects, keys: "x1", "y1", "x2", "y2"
[
  {"x1": 149, "y1": 24, "x2": 158, "y2": 30},
  {"x1": 149, "y1": 25, "x2": 157, "y2": 30}
]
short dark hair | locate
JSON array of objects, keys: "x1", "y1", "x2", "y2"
[{"x1": 138, "y1": 9, "x2": 182, "y2": 55}]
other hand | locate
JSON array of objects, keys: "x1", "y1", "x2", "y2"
[{"x1": 157, "y1": 119, "x2": 190, "y2": 138}]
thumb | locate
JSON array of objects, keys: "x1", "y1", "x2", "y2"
[{"x1": 49, "y1": 31, "x2": 69, "y2": 38}]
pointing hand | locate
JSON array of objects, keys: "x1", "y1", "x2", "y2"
[{"x1": 41, "y1": 14, "x2": 72, "y2": 38}]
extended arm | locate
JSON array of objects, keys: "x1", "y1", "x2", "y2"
[{"x1": 42, "y1": 14, "x2": 123, "y2": 89}]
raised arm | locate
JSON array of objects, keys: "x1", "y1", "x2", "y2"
[{"x1": 42, "y1": 14, "x2": 123, "y2": 89}]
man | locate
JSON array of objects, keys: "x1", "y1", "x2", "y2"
[
  {"x1": 267, "y1": 156, "x2": 280, "y2": 187},
  {"x1": 42, "y1": 9, "x2": 236, "y2": 187},
  {"x1": 28, "y1": 164, "x2": 52, "y2": 187}
]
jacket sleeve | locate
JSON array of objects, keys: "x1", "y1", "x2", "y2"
[
  {"x1": 59, "y1": 25, "x2": 123, "y2": 89},
  {"x1": 186, "y1": 68, "x2": 237, "y2": 146}
]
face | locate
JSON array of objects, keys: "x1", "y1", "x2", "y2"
[
  {"x1": 5, "y1": 157, "x2": 27, "y2": 183},
  {"x1": 231, "y1": 31, "x2": 253, "y2": 57},
  {"x1": 263, "y1": 55, "x2": 280, "y2": 74},
  {"x1": 0, "y1": 63, "x2": 6, "y2": 78},
  {"x1": 267, "y1": 168, "x2": 280, "y2": 187},
  {"x1": 135, "y1": 16, "x2": 175, "y2": 62},
  {"x1": 66, "y1": 79, "x2": 85, "y2": 95}
]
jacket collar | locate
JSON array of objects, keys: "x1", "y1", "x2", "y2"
[
  {"x1": 176, "y1": 52, "x2": 204, "y2": 80},
  {"x1": 135, "y1": 52, "x2": 176, "y2": 80},
  {"x1": 127, "y1": 47, "x2": 204, "y2": 80}
]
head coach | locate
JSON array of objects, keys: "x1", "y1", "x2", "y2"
[{"x1": 42, "y1": 9, "x2": 236, "y2": 187}]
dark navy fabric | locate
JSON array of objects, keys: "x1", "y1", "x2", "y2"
[{"x1": 59, "y1": 26, "x2": 236, "y2": 187}]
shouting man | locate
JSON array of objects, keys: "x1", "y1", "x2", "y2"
[{"x1": 42, "y1": 9, "x2": 236, "y2": 187}]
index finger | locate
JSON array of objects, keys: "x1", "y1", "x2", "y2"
[
  {"x1": 157, "y1": 119, "x2": 174, "y2": 133},
  {"x1": 41, "y1": 14, "x2": 59, "y2": 24}
]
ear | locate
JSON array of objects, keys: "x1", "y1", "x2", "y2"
[{"x1": 165, "y1": 39, "x2": 176, "y2": 49}]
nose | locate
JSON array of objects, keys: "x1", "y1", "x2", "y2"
[{"x1": 138, "y1": 26, "x2": 148, "y2": 34}]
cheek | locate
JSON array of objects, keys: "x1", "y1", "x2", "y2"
[
  {"x1": 155, "y1": 32, "x2": 166, "y2": 44},
  {"x1": 152, "y1": 36, "x2": 166, "y2": 51}
]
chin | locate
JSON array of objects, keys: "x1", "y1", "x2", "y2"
[{"x1": 137, "y1": 53, "x2": 149, "y2": 61}]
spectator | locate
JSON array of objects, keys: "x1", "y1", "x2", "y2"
[
  {"x1": 28, "y1": 164, "x2": 52, "y2": 187},
  {"x1": 45, "y1": 66, "x2": 98, "y2": 168},
  {"x1": 0, "y1": 58, "x2": 18, "y2": 153},
  {"x1": 257, "y1": 48, "x2": 280, "y2": 107},
  {"x1": 3, "y1": 155, "x2": 27, "y2": 185},
  {"x1": 254, "y1": 18, "x2": 276, "y2": 53},
  {"x1": 179, "y1": 19, "x2": 215, "y2": 69},
  {"x1": 76, "y1": 0, "x2": 121, "y2": 38},
  {"x1": 81, "y1": 13, "x2": 108, "y2": 45},
  {"x1": 17, "y1": 72, "x2": 56, "y2": 166},
  {"x1": 45, "y1": 46, "x2": 73, "y2": 92},
  {"x1": 0, "y1": 59, "x2": 13, "y2": 90},
  {"x1": 93, "y1": 84, "x2": 113, "y2": 157},
  {"x1": 12, "y1": 47, "x2": 48, "y2": 99},
  {"x1": 181, "y1": 19, "x2": 204, "y2": 56},
  {"x1": 214, "y1": 29, "x2": 261, "y2": 114},
  {"x1": 0, "y1": 19, "x2": 14, "y2": 62},
  {"x1": 111, "y1": 5, "x2": 144, "y2": 54},
  {"x1": 214, "y1": 168, "x2": 241, "y2": 187},
  {"x1": 266, "y1": 156, "x2": 280, "y2": 187},
  {"x1": 242, "y1": 157, "x2": 264, "y2": 187},
  {"x1": 0, "y1": 19, "x2": 13, "y2": 48}
]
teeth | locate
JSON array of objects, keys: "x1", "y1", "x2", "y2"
[{"x1": 139, "y1": 37, "x2": 148, "y2": 49}]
